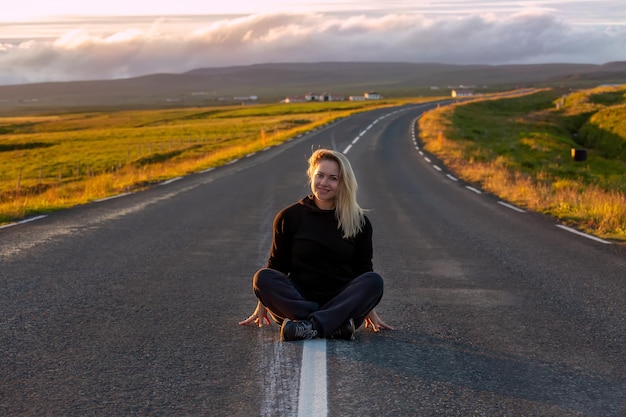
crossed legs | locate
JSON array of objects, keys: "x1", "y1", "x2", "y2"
[{"x1": 253, "y1": 268, "x2": 384, "y2": 337}]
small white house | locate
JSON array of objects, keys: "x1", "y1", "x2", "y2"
[{"x1": 364, "y1": 91, "x2": 382, "y2": 100}]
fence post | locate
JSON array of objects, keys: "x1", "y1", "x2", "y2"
[{"x1": 16, "y1": 168, "x2": 22, "y2": 194}]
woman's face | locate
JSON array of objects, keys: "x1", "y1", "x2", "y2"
[{"x1": 311, "y1": 158, "x2": 340, "y2": 209}]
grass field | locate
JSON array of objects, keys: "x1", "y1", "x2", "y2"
[
  {"x1": 418, "y1": 86, "x2": 626, "y2": 242},
  {"x1": 0, "y1": 99, "x2": 417, "y2": 224}
]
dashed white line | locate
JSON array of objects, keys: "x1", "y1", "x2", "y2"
[
  {"x1": 446, "y1": 174, "x2": 458, "y2": 181},
  {"x1": 299, "y1": 122, "x2": 359, "y2": 417},
  {"x1": 424, "y1": 157, "x2": 431, "y2": 163},
  {"x1": 433, "y1": 165, "x2": 442, "y2": 171},
  {"x1": 466, "y1": 186, "x2": 482, "y2": 194}
]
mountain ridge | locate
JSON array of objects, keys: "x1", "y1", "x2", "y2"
[{"x1": 1, "y1": 61, "x2": 625, "y2": 113}]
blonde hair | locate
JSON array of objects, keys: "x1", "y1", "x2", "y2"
[{"x1": 307, "y1": 149, "x2": 365, "y2": 238}]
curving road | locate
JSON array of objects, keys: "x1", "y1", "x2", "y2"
[{"x1": 1, "y1": 103, "x2": 624, "y2": 416}]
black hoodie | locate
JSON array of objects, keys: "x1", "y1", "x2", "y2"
[{"x1": 267, "y1": 195, "x2": 373, "y2": 300}]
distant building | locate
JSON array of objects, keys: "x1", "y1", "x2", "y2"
[
  {"x1": 451, "y1": 89, "x2": 474, "y2": 97},
  {"x1": 282, "y1": 96, "x2": 307, "y2": 103},
  {"x1": 283, "y1": 92, "x2": 346, "y2": 103},
  {"x1": 282, "y1": 90, "x2": 379, "y2": 103},
  {"x1": 305, "y1": 92, "x2": 330, "y2": 101},
  {"x1": 364, "y1": 91, "x2": 383, "y2": 100}
]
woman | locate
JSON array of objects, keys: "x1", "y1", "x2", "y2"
[{"x1": 239, "y1": 148, "x2": 392, "y2": 340}]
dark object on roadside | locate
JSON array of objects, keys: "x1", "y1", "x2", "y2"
[{"x1": 571, "y1": 148, "x2": 587, "y2": 161}]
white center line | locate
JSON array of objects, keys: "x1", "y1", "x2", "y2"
[
  {"x1": 300, "y1": 117, "x2": 379, "y2": 417},
  {"x1": 298, "y1": 339, "x2": 328, "y2": 417}
]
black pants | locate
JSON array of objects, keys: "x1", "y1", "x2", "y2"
[{"x1": 253, "y1": 268, "x2": 384, "y2": 337}]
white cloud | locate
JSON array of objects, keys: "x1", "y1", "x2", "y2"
[{"x1": 0, "y1": 11, "x2": 624, "y2": 85}]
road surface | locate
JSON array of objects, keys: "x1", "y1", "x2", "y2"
[{"x1": 1, "y1": 103, "x2": 624, "y2": 416}]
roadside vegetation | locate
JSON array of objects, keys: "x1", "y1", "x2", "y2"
[
  {"x1": 0, "y1": 99, "x2": 418, "y2": 225},
  {"x1": 418, "y1": 86, "x2": 626, "y2": 242}
]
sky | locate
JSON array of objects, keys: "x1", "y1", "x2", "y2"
[{"x1": 0, "y1": 0, "x2": 624, "y2": 85}]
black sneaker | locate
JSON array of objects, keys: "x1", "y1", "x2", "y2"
[
  {"x1": 280, "y1": 319, "x2": 318, "y2": 341},
  {"x1": 328, "y1": 318, "x2": 356, "y2": 340}
]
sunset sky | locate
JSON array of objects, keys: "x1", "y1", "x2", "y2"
[{"x1": 1, "y1": 0, "x2": 624, "y2": 85}]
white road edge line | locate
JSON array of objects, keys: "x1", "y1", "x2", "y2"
[
  {"x1": 497, "y1": 201, "x2": 526, "y2": 213},
  {"x1": 465, "y1": 186, "x2": 482, "y2": 194},
  {"x1": 298, "y1": 340, "x2": 328, "y2": 417},
  {"x1": 0, "y1": 215, "x2": 48, "y2": 229},
  {"x1": 159, "y1": 177, "x2": 183, "y2": 186},
  {"x1": 555, "y1": 224, "x2": 612, "y2": 244},
  {"x1": 94, "y1": 192, "x2": 133, "y2": 202}
]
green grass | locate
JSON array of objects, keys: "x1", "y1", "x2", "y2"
[{"x1": 419, "y1": 86, "x2": 626, "y2": 242}]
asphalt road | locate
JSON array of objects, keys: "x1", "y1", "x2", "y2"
[{"x1": 1, "y1": 103, "x2": 624, "y2": 417}]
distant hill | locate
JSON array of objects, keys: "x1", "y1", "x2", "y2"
[{"x1": 1, "y1": 62, "x2": 625, "y2": 114}]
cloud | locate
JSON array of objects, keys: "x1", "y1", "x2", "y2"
[{"x1": 0, "y1": 12, "x2": 624, "y2": 85}]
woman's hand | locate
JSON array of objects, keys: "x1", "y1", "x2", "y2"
[
  {"x1": 364, "y1": 309, "x2": 394, "y2": 332},
  {"x1": 239, "y1": 301, "x2": 272, "y2": 327}
]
